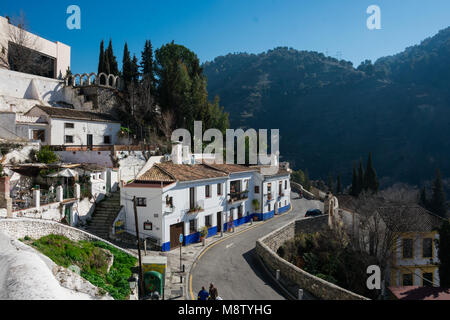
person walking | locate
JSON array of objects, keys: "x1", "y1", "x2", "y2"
[
  {"x1": 209, "y1": 283, "x2": 218, "y2": 300},
  {"x1": 197, "y1": 286, "x2": 209, "y2": 300}
]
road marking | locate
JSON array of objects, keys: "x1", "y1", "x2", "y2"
[
  {"x1": 189, "y1": 204, "x2": 294, "y2": 300},
  {"x1": 225, "y1": 243, "x2": 234, "y2": 249}
]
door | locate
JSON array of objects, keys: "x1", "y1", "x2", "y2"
[
  {"x1": 170, "y1": 222, "x2": 184, "y2": 250},
  {"x1": 64, "y1": 204, "x2": 72, "y2": 225},
  {"x1": 217, "y1": 212, "x2": 222, "y2": 232},
  {"x1": 87, "y1": 134, "x2": 93, "y2": 149}
]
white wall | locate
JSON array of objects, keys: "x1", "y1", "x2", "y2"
[{"x1": 48, "y1": 118, "x2": 120, "y2": 146}]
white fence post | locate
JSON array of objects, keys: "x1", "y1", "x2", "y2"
[
  {"x1": 74, "y1": 183, "x2": 81, "y2": 199},
  {"x1": 56, "y1": 186, "x2": 64, "y2": 202},
  {"x1": 33, "y1": 188, "x2": 40, "y2": 209}
]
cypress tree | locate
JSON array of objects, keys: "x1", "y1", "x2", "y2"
[
  {"x1": 350, "y1": 163, "x2": 358, "y2": 196},
  {"x1": 122, "y1": 42, "x2": 132, "y2": 87},
  {"x1": 304, "y1": 169, "x2": 311, "y2": 191},
  {"x1": 98, "y1": 40, "x2": 105, "y2": 75},
  {"x1": 106, "y1": 39, "x2": 119, "y2": 76},
  {"x1": 430, "y1": 169, "x2": 447, "y2": 218},
  {"x1": 336, "y1": 175, "x2": 342, "y2": 194},
  {"x1": 364, "y1": 152, "x2": 379, "y2": 193},
  {"x1": 358, "y1": 159, "x2": 364, "y2": 195},
  {"x1": 141, "y1": 40, "x2": 156, "y2": 94}
]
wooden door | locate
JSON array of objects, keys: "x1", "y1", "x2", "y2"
[
  {"x1": 170, "y1": 222, "x2": 184, "y2": 250},
  {"x1": 217, "y1": 212, "x2": 222, "y2": 232}
]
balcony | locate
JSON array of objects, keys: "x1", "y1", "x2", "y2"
[
  {"x1": 228, "y1": 190, "x2": 249, "y2": 204},
  {"x1": 187, "y1": 200, "x2": 204, "y2": 215},
  {"x1": 265, "y1": 193, "x2": 273, "y2": 201}
]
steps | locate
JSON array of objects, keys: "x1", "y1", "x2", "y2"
[{"x1": 86, "y1": 191, "x2": 122, "y2": 240}]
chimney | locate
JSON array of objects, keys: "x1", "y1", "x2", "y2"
[{"x1": 171, "y1": 142, "x2": 183, "y2": 165}]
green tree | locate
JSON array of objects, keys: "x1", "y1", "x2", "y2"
[
  {"x1": 437, "y1": 220, "x2": 450, "y2": 287},
  {"x1": 98, "y1": 40, "x2": 105, "y2": 75},
  {"x1": 327, "y1": 174, "x2": 334, "y2": 193},
  {"x1": 430, "y1": 169, "x2": 447, "y2": 218},
  {"x1": 35, "y1": 146, "x2": 59, "y2": 164},
  {"x1": 141, "y1": 40, "x2": 156, "y2": 91},
  {"x1": 364, "y1": 153, "x2": 379, "y2": 193},
  {"x1": 106, "y1": 39, "x2": 119, "y2": 76},
  {"x1": 131, "y1": 54, "x2": 139, "y2": 85},
  {"x1": 154, "y1": 42, "x2": 228, "y2": 133},
  {"x1": 304, "y1": 169, "x2": 311, "y2": 191},
  {"x1": 122, "y1": 42, "x2": 132, "y2": 88}
]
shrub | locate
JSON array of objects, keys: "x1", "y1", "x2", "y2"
[{"x1": 35, "y1": 146, "x2": 59, "y2": 164}]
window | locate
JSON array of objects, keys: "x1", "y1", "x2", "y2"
[
  {"x1": 267, "y1": 183, "x2": 272, "y2": 193},
  {"x1": 136, "y1": 197, "x2": 146, "y2": 207},
  {"x1": 285, "y1": 180, "x2": 288, "y2": 189},
  {"x1": 205, "y1": 215, "x2": 212, "y2": 228},
  {"x1": 64, "y1": 123, "x2": 74, "y2": 129},
  {"x1": 402, "y1": 273, "x2": 413, "y2": 286},
  {"x1": 65, "y1": 135, "x2": 74, "y2": 143},
  {"x1": 104, "y1": 135, "x2": 111, "y2": 144},
  {"x1": 402, "y1": 239, "x2": 413, "y2": 259},
  {"x1": 423, "y1": 273, "x2": 433, "y2": 287},
  {"x1": 217, "y1": 183, "x2": 222, "y2": 196},
  {"x1": 32, "y1": 130, "x2": 45, "y2": 142},
  {"x1": 143, "y1": 221, "x2": 152, "y2": 230},
  {"x1": 268, "y1": 203, "x2": 271, "y2": 212},
  {"x1": 205, "y1": 185, "x2": 211, "y2": 198},
  {"x1": 254, "y1": 186, "x2": 260, "y2": 194},
  {"x1": 423, "y1": 238, "x2": 433, "y2": 258},
  {"x1": 238, "y1": 206, "x2": 243, "y2": 219},
  {"x1": 165, "y1": 195, "x2": 173, "y2": 207},
  {"x1": 189, "y1": 220, "x2": 196, "y2": 234}
]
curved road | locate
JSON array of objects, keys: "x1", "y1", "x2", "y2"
[{"x1": 190, "y1": 193, "x2": 323, "y2": 300}]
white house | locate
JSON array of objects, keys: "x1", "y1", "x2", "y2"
[
  {"x1": 120, "y1": 144, "x2": 292, "y2": 251},
  {"x1": 21, "y1": 105, "x2": 121, "y2": 146}
]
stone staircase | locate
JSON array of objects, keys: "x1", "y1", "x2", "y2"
[{"x1": 86, "y1": 191, "x2": 122, "y2": 240}]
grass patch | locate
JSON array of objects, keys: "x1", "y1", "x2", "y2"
[{"x1": 31, "y1": 234, "x2": 137, "y2": 300}]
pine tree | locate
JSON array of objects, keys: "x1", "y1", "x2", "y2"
[
  {"x1": 106, "y1": 39, "x2": 119, "y2": 76},
  {"x1": 358, "y1": 159, "x2": 364, "y2": 196},
  {"x1": 430, "y1": 168, "x2": 447, "y2": 218},
  {"x1": 336, "y1": 175, "x2": 342, "y2": 194},
  {"x1": 304, "y1": 169, "x2": 311, "y2": 191},
  {"x1": 364, "y1": 152, "x2": 379, "y2": 193},
  {"x1": 131, "y1": 54, "x2": 139, "y2": 85},
  {"x1": 350, "y1": 163, "x2": 358, "y2": 196},
  {"x1": 98, "y1": 40, "x2": 105, "y2": 75}
]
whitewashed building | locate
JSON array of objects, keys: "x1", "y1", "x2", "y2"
[
  {"x1": 120, "y1": 145, "x2": 291, "y2": 251},
  {"x1": 21, "y1": 105, "x2": 121, "y2": 146}
]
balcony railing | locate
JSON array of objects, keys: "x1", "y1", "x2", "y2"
[
  {"x1": 228, "y1": 190, "x2": 249, "y2": 203},
  {"x1": 187, "y1": 200, "x2": 204, "y2": 215}
]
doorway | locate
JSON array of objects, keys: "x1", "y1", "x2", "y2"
[
  {"x1": 217, "y1": 212, "x2": 222, "y2": 233},
  {"x1": 87, "y1": 134, "x2": 93, "y2": 149},
  {"x1": 170, "y1": 222, "x2": 184, "y2": 250}
]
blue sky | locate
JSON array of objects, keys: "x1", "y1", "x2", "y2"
[{"x1": 2, "y1": 0, "x2": 450, "y2": 74}]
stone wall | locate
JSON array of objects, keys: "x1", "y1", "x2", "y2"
[
  {"x1": 0, "y1": 218, "x2": 137, "y2": 257},
  {"x1": 255, "y1": 216, "x2": 369, "y2": 300}
]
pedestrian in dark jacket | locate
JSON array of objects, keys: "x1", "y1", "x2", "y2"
[
  {"x1": 197, "y1": 287, "x2": 209, "y2": 300},
  {"x1": 209, "y1": 283, "x2": 218, "y2": 300}
]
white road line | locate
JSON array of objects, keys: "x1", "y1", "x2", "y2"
[{"x1": 225, "y1": 243, "x2": 234, "y2": 249}]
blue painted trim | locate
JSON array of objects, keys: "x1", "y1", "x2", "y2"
[
  {"x1": 161, "y1": 242, "x2": 170, "y2": 252},
  {"x1": 278, "y1": 203, "x2": 291, "y2": 214}
]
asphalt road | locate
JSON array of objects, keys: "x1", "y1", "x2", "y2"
[{"x1": 190, "y1": 193, "x2": 323, "y2": 300}]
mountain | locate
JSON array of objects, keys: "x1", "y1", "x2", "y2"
[{"x1": 203, "y1": 27, "x2": 450, "y2": 187}]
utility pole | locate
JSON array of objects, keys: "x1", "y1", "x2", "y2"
[{"x1": 133, "y1": 196, "x2": 145, "y2": 299}]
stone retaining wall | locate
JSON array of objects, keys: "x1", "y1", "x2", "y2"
[
  {"x1": 255, "y1": 216, "x2": 369, "y2": 300},
  {"x1": 0, "y1": 218, "x2": 137, "y2": 258}
]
